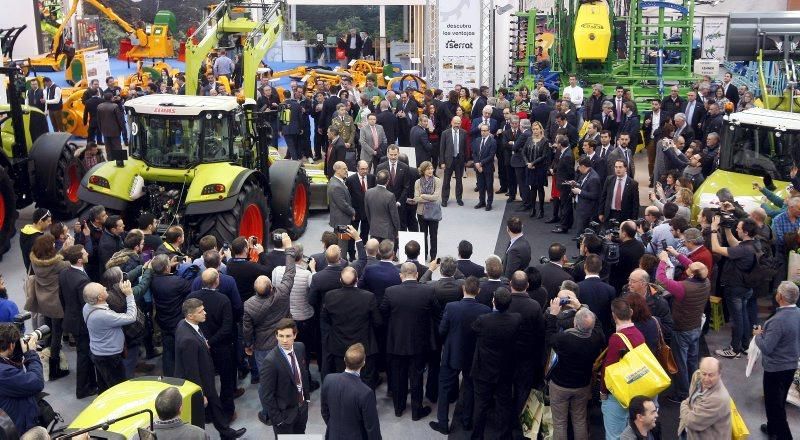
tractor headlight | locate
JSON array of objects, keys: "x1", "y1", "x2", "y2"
[
  {"x1": 88, "y1": 175, "x2": 110, "y2": 189},
  {"x1": 201, "y1": 184, "x2": 226, "y2": 195}
]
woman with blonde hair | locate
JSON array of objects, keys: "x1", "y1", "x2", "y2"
[
  {"x1": 413, "y1": 161, "x2": 442, "y2": 260},
  {"x1": 526, "y1": 121, "x2": 552, "y2": 218}
]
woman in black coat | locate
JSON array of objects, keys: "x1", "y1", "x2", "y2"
[{"x1": 526, "y1": 121, "x2": 552, "y2": 218}]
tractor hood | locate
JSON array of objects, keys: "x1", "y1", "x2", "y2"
[
  {"x1": 124, "y1": 94, "x2": 257, "y2": 116},
  {"x1": 692, "y1": 169, "x2": 790, "y2": 218}
]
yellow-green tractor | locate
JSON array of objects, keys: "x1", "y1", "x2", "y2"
[{"x1": 78, "y1": 94, "x2": 310, "y2": 245}]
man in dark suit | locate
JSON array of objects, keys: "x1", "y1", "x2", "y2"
[
  {"x1": 96, "y1": 92, "x2": 125, "y2": 153},
  {"x1": 470, "y1": 288, "x2": 520, "y2": 440},
  {"x1": 262, "y1": 318, "x2": 311, "y2": 438},
  {"x1": 327, "y1": 160, "x2": 355, "y2": 253},
  {"x1": 701, "y1": 101, "x2": 724, "y2": 142},
  {"x1": 439, "y1": 116, "x2": 468, "y2": 206},
  {"x1": 617, "y1": 101, "x2": 641, "y2": 147},
  {"x1": 510, "y1": 117, "x2": 531, "y2": 209},
  {"x1": 59, "y1": 245, "x2": 98, "y2": 399},
  {"x1": 551, "y1": 137, "x2": 576, "y2": 233},
  {"x1": 552, "y1": 113, "x2": 579, "y2": 147},
  {"x1": 457, "y1": 240, "x2": 486, "y2": 279},
  {"x1": 376, "y1": 146, "x2": 411, "y2": 230},
  {"x1": 472, "y1": 123, "x2": 497, "y2": 211},
  {"x1": 380, "y1": 262, "x2": 440, "y2": 420},
  {"x1": 470, "y1": 86, "x2": 489, "y2": 120},
  {"x1": 583, "y1": 139, "x2": 608, "y2": 183},
  {"x1": 503, "y1": 216, "x2": 532, "y2": 279},
  {"x1": 429, "y1": 276, "x2": 491, "y2": 434},
  {"x1": 364, "y1": 170, "x2": 401, "y2": 243},
  {"x1": 560, "y1": 100, "x2": 579, "y2": 129},
  {"x1": 26, "y1": 80, "x2": 45, "y2": 112},
  {"x1": 605, "y1": 132, "x2": 635, "y2": 179},
  {"x1": 150, "y1": 253, "x2": 193, "y2": 377},
  {"x1": 507, "y1": 271, "x2": 545, "y2": 437},
  {"x1": 186, "y1": 269, "x2": 239, "y2": 420},
  {"x1": 642, "y1": 99, "x2": 670, "y2": 183},
  {"x1": 721, "y1": 72, "x2": 739, "y2": 107},
  {"x1": 321, "y1": 267, "x2": 382, "y2": 386},
  {"x1": 531, "y1": 93, "x2": 553, "y2": 127},
  {"x1": 309, "y1": 244, "x2": 348, "y2": 320},
  {"x1": 598, "y1": 103, "x2": 618, "y2": 134},
  {"x1": 375, "y1": 100, "x2": 398, "y2": 146},
  {"x1": 175, "y1": 298, "x2": 246, "y2": 439},
  {"x1": 359, "y1": 240, "x2": 401, "y2": 307},
  {"x1": 537, "y1": 243, "x2": 575, "y2": 300},
  {"x1": 325, "y1": 128, "x2": 347, "y2": 178},
  {"x1": 279, "y1": 90, "x2": 304, "y2": 160},
  {"x1": 599, "y1": 159, "x2": 640, "y2": 224},
  {"x1": 577, "y1": 254, "x2": 617, "y2": 336},
  {"x1": 345, "y1": 29, "x2": 363, "y2": 60},
  {"x1": 571, "y1": 156, "x2": 603, "y2": 235},
  {"x1": 395, "y1": 91, "x2": 418, "y2": 147},
  {"x1": 478, "y1": 256, "x2": 510, "y2": 307},
  {"x1": 683, "y1": 90, "x2": 706, "y2": 135},
  {"x1": 470, "y1": 105, "x2": 498, "y2": 142},
  {"x1": 321, "y1": 343, "x2": 382, "y2": 439},
  {"x1": 396, "y1": 240, "x2": 427, "y2": 278},
  {"x1": 410, "y1": 115, "x2": 434, "y2": 165},
  {"x1": 346, "y1": 161, "x2": 376, "y2": 259}
]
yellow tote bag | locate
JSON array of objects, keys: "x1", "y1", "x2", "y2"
[
  {"x1": 730, "y1": 399, "x2": 749, "y2": 440},
  {"x1": 604, "y1": 332, "x2": 671, "y2": 407}
]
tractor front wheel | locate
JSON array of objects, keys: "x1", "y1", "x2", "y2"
[
  {"x1": 0, "y1": 168, "x2": 18, "y2": 259},
  {"x1": 29, "y1": 133, "x2": 86, "y2": 219},
  {"x1": 195, "y1": 180, "x2": 270, "y2": 247}
]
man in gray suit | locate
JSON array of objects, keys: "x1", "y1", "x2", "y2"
[
  {"x1": 359, "y1": 113, "x2": 387, "y2": 173},
  {"x1": 328, "y1": 161, "x2": 356, "y2": 255},
  {"x1": 364, "y1": 169, "x2": 401, "y2": 243},
  {"x1": 605, "y1": 132, "x2": 635, "y2": 179},
  {"x1": 439, "y1": 116, "x2": 468, "y2": 207}
]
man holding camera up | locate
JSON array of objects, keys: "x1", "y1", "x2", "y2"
[{"x1": 0, "y1": 323, "x2": 45, "y2": 435}]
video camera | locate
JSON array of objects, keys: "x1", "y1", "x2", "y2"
[
  {"x1": 708, "y1": 207, "x2": 739, "y2": 229},
  {"x1": 579, "y1": 220, "x2": 620, "y2": 265}
]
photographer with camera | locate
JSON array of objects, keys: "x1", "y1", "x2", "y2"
[
  {"x1": 150, "y1": 253, "x2": 191, "y2": 377},
  {"x1": 711, "y1": 217, "x2": 760, "y2": 359},
  {"x1": 536, "y1": 244, "x2": 575, "y2": 300},
  {"x1": 0, "y1": 323, "x2": 45, "y2": 435}
]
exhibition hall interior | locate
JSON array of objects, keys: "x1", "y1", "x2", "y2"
[{"x1": 0, "y1": 0, "x2": 799, "y2": 439}]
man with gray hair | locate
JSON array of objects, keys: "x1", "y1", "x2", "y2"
[
  {"x1": 83, "y1": 280, "x2": 136, "y2": 391},
  {"x1": 672, "y1": 112, "x2": 694, "y2": 145},
  {"x1": 753, "y1": 281, "x2": 800, "y2": 439},
  {"x1": 546, "y1": 302, "x2": 604, "y2": 440}
]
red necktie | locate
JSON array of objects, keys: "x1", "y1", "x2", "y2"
[
  {"x1": 360, "y1": 176, "x2": 366, "y2": 192},
  {"x1": 614, "y1": 178, "x2": 623, "y2": 210},
  {"x1": 390, "y1": 163, "x2": 396, "y2": 185}
]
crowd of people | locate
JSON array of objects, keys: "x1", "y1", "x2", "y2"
[{"x1": 1, "y1": 60, "x2": 799, "y2": 440}]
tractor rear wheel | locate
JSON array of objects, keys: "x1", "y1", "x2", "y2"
[
  {"x1": 269, "y1": 162, "x2": 310, "y2": 239},
  {"x1": 0, "y1": 167, "x2": 18, "y2": 259},
  {"x1": 195, "y1": 179, "x2": 270, "y2": 247},
  {"x1": 29, "y1": 133, "x2": 86, "y2": 219}
]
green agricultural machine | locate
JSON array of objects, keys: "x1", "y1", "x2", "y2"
[{"x1": 78, "y1": 94, "x2": 310, "y2": 245}]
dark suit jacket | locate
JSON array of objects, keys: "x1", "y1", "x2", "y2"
[
  {"x1": 410, "y1": 125, "x2": 433, "y2": 164},
  {"x1": 673, "y1": 123, "x2": 695, "y2": 147},
  {"x1": 470, "y1": 117, "x2": 497, "y2": 139},
  {"x1": 321, "y1": 372, "x2": 381, "y2": 440},
  {"x1": 471, "y1": 311, "x2": 521, "y2": 383},
  {"x1": 375, "y1": 110, "x2": 398, "y2": 145},
  {"x1": 575, "y1": 168, "x2": 602, "y2": 217},
  {"x1": 561, "y1": 109, "x2": 579, "y2": 129},
  {"x1": 439, "y1": 127, "x2": 468, "y2": 167},
  {"x1": 553, "y1": 147, "x2": 576, "y2": 187},
  {"x1": 503, "y1": 236, "x2": 532, "y2": 279},
  {"x1": 457, "y1": 259, "x2": 486, "y2": 279},
  {"x1": 175, "y1": 320, "x2": 220, "y2": 402},
  {"x1": 470, "y1": 96, "x2": 488, "y2": 120},
  {"x1": 722, "y1": 82, "x2": 739, "y2": 107},
  {"x1": 683, "y1": 100, "x2": 706, "y2": 134},
  {"x1": 309, "y1": 262, "x2": 347, "y2": 308},
  {"x1": 395, "y1": 260, "x2": 426, "y2": 280},
  {"x1": 599, "y1": 175, "x2": 640, "y2": 221},
  {"x1": 598, "y1": 113, "x2": 618, "y2": 134},
  {"x1": 509, "y1": 129, "x2": 530, "y2": 168},
  {"x1": 27, "y1": 88, "x2": 45, "y2": 112},
  {"x1": 326, "y1": 137, "x2": 347, "y2": 178},
  {"x1": 472, "y1": 136, "x2": 497, "y2": 171},
  {"x1": 346, "y1": 173, "x2": 376, "y2": 221},
  {"x1": 507, "y1": 292, "x2": 544, "y2": 363},
  {"x1": 258, "y1": 249, "x2": 289, "y2": 280},
  {"x1": 553, "y1": 123, "x2": 579, "y2": 147},
  {"x1": 363, "y1": 185, "x2": 401, "y2": 240},
  {"x1": 617, "y1": 113, "x2": 641, "y2": 147},
  {"x1": 420, "y1": 272, "x2": 464, "y2": 309},
  {"x1": 589, "y1": 152, "x2": 608, "y2": 183},
  {"x1": 537, "y1": 262, "x2": 574, "y2": 300},
  {"x1": 186, "y1": 288, "x2": 233, "y2": 348},
  {"x1": 321, "y1": 95, "x2": 342, "y2": 129},
  {"x1": 59, "y1": 267, "x2": 92, "y2": 335},
  {"x1": 358, "y1": 261, "x2": 401, "y2": 305},
  {"x1": 577, "y1": 277, "x2": 617, "y2": 334},
  {"x1": 262, "y1": 342, "x2": 311, "y2": 426},
  {"x1": 440, "y1": 298, "x2": 491, "y2": 371},
  {"x1": 380, "y1": 280, "x2": 440, "y2": 355},
  {"x1": 477, "y1": 279, "x2": 509, "y2": 308},
  {"x1": 321, "y1": 286, "x2": 382, "y2": 356},
  {"x1": 530, "y1": 103, "x2": 552, "y2": 128},
  {"x1": 376, "y1": 160, "x2": 410, "y2": 203},
  {"x1": 151, "y1": 273, "x2": 193, "y2": 334}
]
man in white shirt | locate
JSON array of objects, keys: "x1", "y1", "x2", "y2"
[
  {"x1": 562, "y1": 75, "x2": 585, "y2": 127},
  {"x1": 43, "y1": 76, "x2": 63, "y2": 132}
]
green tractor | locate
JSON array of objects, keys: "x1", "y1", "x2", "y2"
[
  {"x1": 0, "y1": 58, "x2": 88, "y2": 258},
  {"x1": 78, "y1": 94, "x2": 310, "y2": 246}
]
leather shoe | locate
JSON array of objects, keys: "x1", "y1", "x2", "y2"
[
  {"x1": 258, "y1": 412, "x2": 271, "y2": 426},
  {"x1": 76, "y1": 387, "x2": 98, "y2": 399},
  {"x1": 544, "y1": 217, "x2": 560, "y2": 224},
  {"x1": 507, "y1": 196, "x2": 517, "y2": 202},
  {"x1": 529, "y1": 210, "x2": 537, "y2": 217},
  {"x1": 456, "y1": 200, "x2": 464, "y2": 206},
  {"x1": 552, "y1": 227, "x2": 569, "y2": 234},
  {"x1": 537, "y1": 211, "x2": 545, "y2": 219},
  {"x1": 485, "y1": 205, "x2": 492, "y2": 211},
  {"x1": 441, "y1": 201, "x2": 448, "y2": 207},
  {"x1": 233, "y1": 388, "x2": 245, "y2": 399},
  {"x1": 250, "y1": 375, "x2": 259, "y2": 385},
  {"x1": 412, "y1": 406, "x2": 432, "y2": 421},
  {"x1": 495, "y1": 189, "x2": 506, "y2": 194},
  {"x1": 473, "y1": 187, "x2": 479, "y2": 192},
  {"x1": 474, "y1": 203, "x2": 486, "y2": 209},
  {"x1": 395, "y1": 408, "x2": 405, "y2": 417},
  {"x1": 49, "y1": 368, "x2": 70, "y2": 381},
  {"x1": 429, "y1": 421, "x2": 449, "y2": 434},
  {"x1": 225, "y1": 427, "x2": 246, "y2": 439}
]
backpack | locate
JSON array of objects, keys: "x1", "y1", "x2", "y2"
[{"x1": 740, "y1": 240, "x2": 779, "y2": 289}]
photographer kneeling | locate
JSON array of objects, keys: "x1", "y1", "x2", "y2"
[{"x1": 0, "y1": 323, "x2": 45, "y2": 435}]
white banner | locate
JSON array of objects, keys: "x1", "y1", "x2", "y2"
[
  {"x1": 83, "y1": 49, "x2": 112, "y2": 86},
  {"x1": 438, "y1": 0, "x2": 481, "y2": 90},
  {"x1": 701, "y1": 17, "x2": 727, "y2": 61}
]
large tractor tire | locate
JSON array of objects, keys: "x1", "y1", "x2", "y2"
[
  {"x1": 195, "y1": 179, "x2": 270, "y2": 247},
  {"x1": 29, "y1": 132, "x2": 86, "y2": 219},
  {"x1": 0, "y1": 167, "x2": 19, "y2": 259},
  {"x1": 269, "y1": 161, "x2": 310, "y2": 239}
]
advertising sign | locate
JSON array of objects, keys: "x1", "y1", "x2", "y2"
[{"x1": 438, "y1": 0, "x2": 481, "y2": 89}]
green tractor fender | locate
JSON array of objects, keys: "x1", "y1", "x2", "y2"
[
  {"x1": 184, "y1": 165, "x2": 268, "y2": 216},
  {"x1": 78, "y1": 160, "x2": 144, "y2": 212}
]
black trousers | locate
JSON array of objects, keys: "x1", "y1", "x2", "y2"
[
  {"x1": 348, "y1": 218, "x2": 370, "y2": 260},
  {"x1": 472, "y1": 378, "x2": 513, "y2": 440},
  {"x1": 513, "y1": 167, "x2": 529, "y2": 203},
  {"x1": 271, "y1": 402, "x2": 308, "y2": 439},
  {"x1": 551, "y1": 196, "x2": 561, "y2": 221},
  {"x1": 530, "y1": 185, "x2": 546, "y2": 211},
  {"x1": 506, "y1": 163, "x2": 517, "y2": 197},
  {"x1": 436, "y1": 364, "x2": 474, "y2": 426},
  {"x1": 403, "y1": 204, "x2": 419, "y2": 232},
  {"x1": 497, "y1": 151, "x2": 508, "y2": 190},
  {"x1": 44, "y1": 317, "x2": 63, "y2": 368},
  {"x1": 559, "y1": 188, "x2": 574, "y2": 230},
  {"x1": 284, "y1": 133, "x2": 301, "y2": 160},
  {"x1": 476, "y1": 167, "x2": 495, "y2": 205},
  {"x1": 210, "y1": 344, "x2": 237, "y2": 417},
  {"x1": 417, "y1": 216, "x2": 439, "y2": 260},
  {"x1": 512, "y1": 358, "x2": 538, "y2": 429},
  {"x1": 389, "y1": 353, "x2": 428, "y2": 413},
  {"x1": 442, "y1": 155, "x2": 465, "y2": 203},
  {"x1": 75, "y1": 333, "x2": 98, "y2": 397},
  {"x1": 313, "y1": 127, "x2": 326, "y2": 159},
  {"x1": 763, "y1": 369, "x2": 795, "y2": 439},
  {"x1": 91, "y1": 352, "x2": 126, "y2": 393},
  {"x1": 295, "y1": 318, "x2": 317, "y2": 376},
  {"x1": 425, "y1": 348, "x2": 441, "y2": 402}
]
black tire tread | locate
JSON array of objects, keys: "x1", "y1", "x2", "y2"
[
  {"x1": 271, "y1": 171, "x2": 310, "y2": 239},
  {"x1": 33, "y1": 142, "x2": 86, "y2": 219},
  {"x1": 194, "y1": 180, "x2": 270, "y2": 247}
]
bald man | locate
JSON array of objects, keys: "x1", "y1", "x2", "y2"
[
  {"x1": 678, "y1": 357, "x2": 732, "y2": 439},
  {"x1": 320, "y1": 267, "x2": 383, "y2": 386},
  {"x1": 187, "y1": 268, "x2": 239, "y2": 418}
]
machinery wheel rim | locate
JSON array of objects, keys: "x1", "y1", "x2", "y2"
[
  {"x1": 0, "y1": 193, "x2": 5, "y2": 231},
  {"x1": 66, "y1": 162, "x2": 80, "y2": 203},
  {"x1": 240, "y1": 203, "x2": 264, "y2": 243},
  {"x1": 293, "y1": 184, "x2": 307, "y2": 227}
]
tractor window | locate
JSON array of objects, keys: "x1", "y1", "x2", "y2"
[
  {"x1": 721, "y1": 125, "x2": 798, "y2": 181},
  {"x1": 137, "y1": 116, "x2": 201, "y2": 168},
  {"x1": 202, "y1": 116, "x2": 231, "y2": 162}
]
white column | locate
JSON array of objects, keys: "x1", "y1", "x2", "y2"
[
  {"x1": 290, "y1": 4, "x2": 297, "y2": 33},
  {"x1": 379, "y1": 4, "x2": 387, "y2": 61},
  {"x1": 403, "y1": 5, "x2": 409, "y2": 40},
  {"x1": 494, "y1": 3, "x2": 514, "y2": 88}
]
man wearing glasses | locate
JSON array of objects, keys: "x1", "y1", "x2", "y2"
[{"x1": 472, "y1": 124, "x2": 497, "y2": 211}]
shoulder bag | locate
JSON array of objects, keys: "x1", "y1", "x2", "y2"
[{"x1": 653, "y1": 317, "x2": 678, "y2": 374}]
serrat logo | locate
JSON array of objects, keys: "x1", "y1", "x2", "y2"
[{"x1": 445, "y1": 40, "x2": 474, "y2": 49}]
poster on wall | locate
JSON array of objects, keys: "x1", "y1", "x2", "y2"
[
  {"x1": 83, "y1": 49, "x2": 111, "y2": 86},
  {"x1": 438, "y1": 0, "x2": 481, "y2": 90},
  {"x1": 701, "y1": 17, "x2": 727, "y2": 61},
  {"x1": 692, "y1": 17, "x2": 703, "y2": 43}
]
